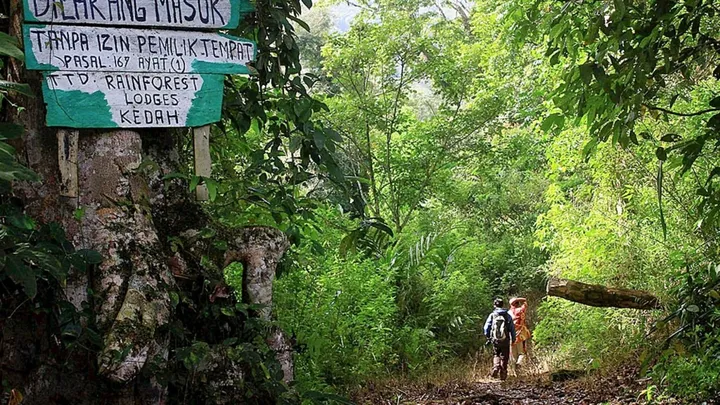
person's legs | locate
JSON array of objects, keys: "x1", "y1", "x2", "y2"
[
  {"x1": 491, "y1": 344, "x2": 502, "y2": 378},
  {"x1": 510, "y1": 341, "x2": 520, "y2": 374},
  {"x1": 498, "y1": 343, "x2": 510, "y2": 380}
]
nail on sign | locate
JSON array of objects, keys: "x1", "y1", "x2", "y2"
[{"x1": 23, "y1": 0, "x2": 253, "y2": 29}]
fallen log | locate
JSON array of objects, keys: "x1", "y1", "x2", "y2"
[{"x1": 547, "y1": 278, "x2": 661, "y2": 310}]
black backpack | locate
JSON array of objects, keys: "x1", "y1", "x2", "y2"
[{"x1": 490, "y1": 312, "x2": 509, "y2": 344}]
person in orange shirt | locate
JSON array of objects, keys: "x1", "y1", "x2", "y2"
[{"x1": 508, "y1": 297, "x2": 531, "y2": 372}]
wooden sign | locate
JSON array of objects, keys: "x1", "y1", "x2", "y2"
[
  {"x1": 24, "y1": 0, "x2": 253, "y2": 29},
  {"x1": 42, "y1": 72, "x2": 225, "y2": 127},
  {"x1": 24, "y1": 25, "x2": 255, "y2": 74},
  {"x1": 23, "y1": 0, "x2": 256, "y2": 130}
]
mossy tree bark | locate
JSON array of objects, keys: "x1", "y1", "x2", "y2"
[{"x1": 226, "y1": 226, "x2": 293, "y2": 382}]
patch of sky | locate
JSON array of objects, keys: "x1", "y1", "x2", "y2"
[{"x1": 313, "y1": 0, "x2": 473, "y2": 32}]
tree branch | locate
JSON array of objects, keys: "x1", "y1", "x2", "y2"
[{"x1": 643, "y1": 104, "x2": 720, "y2": 117}]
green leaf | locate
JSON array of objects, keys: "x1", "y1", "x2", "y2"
[
  {"x1": 206, "y1": 178, "x2": 218, "y2": 201},
  {"x1": 655, "y1": 147, "x2": 667, "y2": 161},
  {"x1": 73, "y1": 207, "x2": 86, "y2": 221},
  {"x1": 711, "y1": 96, "x2": 720, "y2": 108},
  {"x1": 250, "y1": 118, "x2": 261, "y2": 135},
  {"x1": 8, "y1": 214, "x2": 35, "y2": 230},
  {"x1": 289, "y1": 135, "x2": 302, "y2": 152},
  {"x1": 613, "y1": 0, "x2": 625, "y2": 16},
  {"x1": 579, "y1": 64, "x2": 593, "y2": 85},
  {"x1": 629, "y1": 130, "x2": 639, "y2": 145},
  {"x1": 170, "y1": 291, "x2": 180, "y2": 308},
  {"x1": 582, "y1": 138, "x2": 598, "y2": 161},
  {"x1": 222, "y1": 337, "x2": 238, "y2": 346},
  {"x1": 189, "y1": 175, "x2": 200, "y2": 192},
  {"x1": 707, "y1": 113, "x2": 720, "y2": 129},
  {"x1": 339, "y1": 232, "x2": 358, "y2": 258},
  {"x1": 0, "y1": 81, "x2": 34, "y2": 97},
  {"x1": 0, "y1": 35, "x2": 24, "y2": 61},
  {"x1": 541, "y1": 114, "x2": 564, "y2": 132},
  {"x1": 591, "y1": 64, "x2": 608, "y2": 84},
  {"x1": 313, "y1": 131, "x2": 326, "y2": 149},
  {"x1": 368, "y1": 221, "x2": 394, "y2": 237},
  {"x1": 77, "y1": 249, "x2": 103, "y2": 264},
  {"x1": 707, "y1": 167, "x2": 720, "y2": 184},
  {"x1": 345, "y1": 175, "x2": 372, "y2": 185},
  {"x1": 660, "y1": 134, "x2": 681, "y2": 142},
  {"x1": 288, "y1": 15, "x2": 310, "y2": 32},
  {"x1": 246, "y1": 65, "x2": 259, "y2": 75},
  {"x1": 162, "y1": 172, "x2": 189, "y2": 180},
  {"x1": 0, "y1": 123, "x2": 24, "y2": 140},
  {"x1": 6, "y1": 255, "x2": 37, "y2": 299}
]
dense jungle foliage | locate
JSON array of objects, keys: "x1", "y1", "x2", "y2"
[
  {"x1": 266, "y1": 0, "x2": 720, "y2": 400},
  {"x1": 2, "y1": 0, "x2": 720, "y2": 402}
]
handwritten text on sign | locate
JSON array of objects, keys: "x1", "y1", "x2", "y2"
[
  {"x1": 23, "y1": 0, "x2": 253, "y2": 29},
  {"x1": 43, "y1": 72, "x2": 224, "y2": 128},
  {"x1": 42, "y1": 72, "x2": 225, "y2": 128},
  {"x1": 24, "y1": 25, "x2": 255, "y2": 74}
]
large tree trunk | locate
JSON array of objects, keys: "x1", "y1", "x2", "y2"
[
  {"x1": 547, "y1": 278, "x2": 661, "y2": 310},
  {"x1": 1, "y1": 1, "x2": 293, "y2": 403}
]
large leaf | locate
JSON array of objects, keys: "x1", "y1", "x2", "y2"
[
  {"x1": 0, "y1": 33, "x2": 24, "y2": 61},
  {"x1": 76, "y1": 249, "x2": 104, "y2": 265},
  {"x1": 0, "y1": 81, "x2": 34, "y2": 97},
  {"x1": 0, "y1": 158, "x2": 39, "y2": 182},
  {"x1": 0, "y1": 123, "x2": 24, "y2": 140},
  {"x1": 5, "y1": 255, "x2": 37, "y2": 298},
  {"x1": 25, "y1": 249, "x2": 66, "y2": 285}
]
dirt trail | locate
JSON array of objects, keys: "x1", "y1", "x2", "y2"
[{"x1": 353, "y1": 367, "x2": 681, "y2": 405}]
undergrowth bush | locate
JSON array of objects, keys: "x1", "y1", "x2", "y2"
[
  {"x1": 275, "y1": 253, "x2": 397, "y2": 389},
  {"x1": 650, "y1": 339, "x2": 720, "y2": 401},
  {"x1": 645, "y1": 262, "x2": 720, "y2": 401},
  {"x1": 272, "y1": 207, "x2": 501, "y2": 391},
  {"x1": 533, "y1": 298, "x2": 649, "y2": 370}
]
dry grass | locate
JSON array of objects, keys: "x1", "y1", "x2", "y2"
[{"x1": 349, "y1": 351, "x2": 557, "y2": 403}]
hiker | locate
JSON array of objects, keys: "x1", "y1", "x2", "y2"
[
  {"x1": 509, "y1": 297, "x2": 532, "y2": 372},
  {"x1": 483, "y1": 298, "x2": 516, "y2": 380}
]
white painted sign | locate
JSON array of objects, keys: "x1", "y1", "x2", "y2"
[
  {"x1": 23, "y1": 0, "x2": 254, "y2": 29},
  {"x1": 42, "y1": 72, "x2": 225, "y2": 127},
  {"x1": 24, "y1": 24, "x2": 255, "y2": 74}
]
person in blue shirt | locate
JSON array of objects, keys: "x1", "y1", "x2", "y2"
[{"x1": 484, "y1": 298, "x2": 516, "y2": 380}]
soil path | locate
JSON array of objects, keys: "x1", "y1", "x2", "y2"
[{"x1": 354, "y1": 368, "x2": 665, "y2": 405}]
